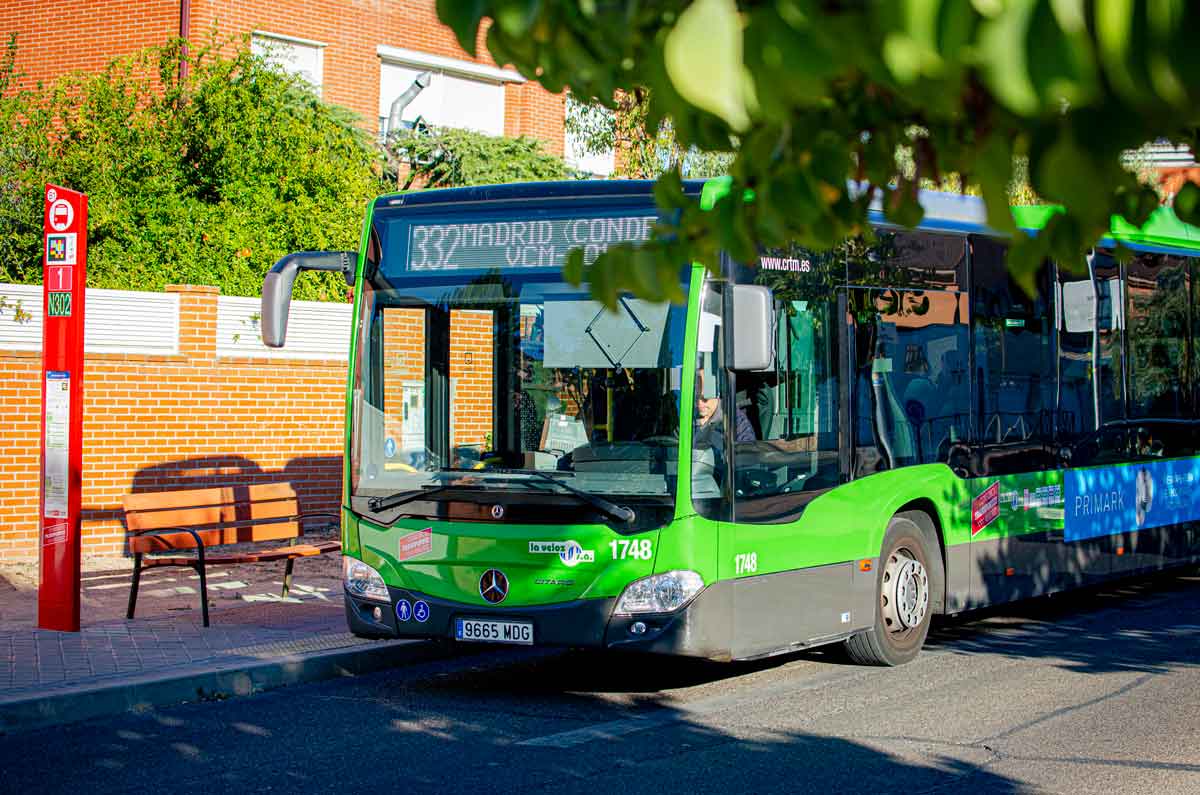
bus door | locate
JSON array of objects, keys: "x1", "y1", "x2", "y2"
[
  {"x1": 722, "y1": 261, "x2": 857, "y2": 656},
  {"x1": 1055, "y1": 254, "x2": 1125, "y2": 586},
  {"x1": 967, "y1": 244, "x2": 1070, "y2": 603}
]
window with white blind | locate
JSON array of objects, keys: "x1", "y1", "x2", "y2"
[
  {"x1": 377, "y1": 45, "x2": 524, "y2": 139},
  {"x1": 252, "y1": 32, "x2": 325, "y2": 94}
]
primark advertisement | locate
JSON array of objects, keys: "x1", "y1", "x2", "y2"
[{"x1": 1064, "y1": 457, "x2": 1200, "y2": 542}]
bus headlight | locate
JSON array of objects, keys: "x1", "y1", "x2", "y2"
[
  {"x1": 344, "y1": 557, "x2": 389, "y2": 602},
  {"x1": 614, "y1": 570, "x2": 704, "y2": 615}
]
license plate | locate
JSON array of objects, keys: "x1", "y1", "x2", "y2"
[{"x1": 455, "y1": 617, "x2": 534, "y2": 645}]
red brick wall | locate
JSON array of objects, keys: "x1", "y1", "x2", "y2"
[
  {"x1": 379, "y1": 307, "x2": 493, "y2": 457},
  {"x1": 0, "y1": 285, "x2": 346, "y2": 561},
  {"x1": 450, "y1": 309, "x2": 494, "y2": 447},
  {"x1": 0, "y1": 283, "x2": 512, "y2": 560},
  {"x1": 0, "y1": 0, "x2": 178, "y2": 90},
  {"x1": 381, "y1": 307, "x2": 424, "y2": 456},
  {"x1": 2, "y1": 1, "x2": 564, "y2": 152}
]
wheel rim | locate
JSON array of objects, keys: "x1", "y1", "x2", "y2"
[{"x1": 880, "y1": 548, "x2": 929, "y2": 633}]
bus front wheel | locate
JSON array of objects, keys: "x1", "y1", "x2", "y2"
[{"x1": 845, "y1": 514, "x2": 936, "y2": 666}]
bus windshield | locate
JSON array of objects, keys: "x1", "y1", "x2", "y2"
[{"x1": 351, "y1": 205, "x2": 689, "y2": 505}]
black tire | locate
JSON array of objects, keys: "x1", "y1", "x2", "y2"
[{"x1": 844, "y1": 513, "x2": 938, "y2": 666}]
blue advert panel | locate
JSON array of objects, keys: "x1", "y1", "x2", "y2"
[{"x1": 1064, "y1": 457, "x2": 1200, "y2": 542}]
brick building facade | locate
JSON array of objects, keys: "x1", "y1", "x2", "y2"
[
  {"x1": 0, "y1": 286, "x2": 347, "y2": 559},
  {"x1": 1, "y1": 0, "x2": 566, "y2": 153},
  {"x1": 0, "y1": 2, "x2": 585, "y2": 561},
  {"x1": 0, "y1": 282, "x2": 509, "y2": 560}
]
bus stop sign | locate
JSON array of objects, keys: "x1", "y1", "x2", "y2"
[{"x1": 38, "y1": 184, "x2": 87, "y2": 632}]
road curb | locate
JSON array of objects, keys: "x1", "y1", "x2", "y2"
[{"x1": 0, "y1": 637, "x2": 447, "y2": 735}]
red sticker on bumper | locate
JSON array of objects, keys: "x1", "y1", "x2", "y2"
[{"x1": 398, "y1": 527, "x2": 433, "y2": 560}]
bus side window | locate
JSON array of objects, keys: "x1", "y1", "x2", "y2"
[
  {"x1": 851, "y1": 232, "x2": 970, "y2": 477},
  {"x1": 1057, "y1": 249, "x2": 1125, "y2": 461},
  {"x1": 691, "y1": 280, "x2": 729, "y2": 521},
  {"x1": 731, "y1": 248, "x2": 842, "y2": 524},
  {"x1": 969, "y1": 237, "x2": 1057, "y2": 474},
  {"x1": 380, "y1": 307, "x2": 430, "y2": 470},
  {"x1": 1127, "y1": 252, "x2": 1190, "y2": 420}
]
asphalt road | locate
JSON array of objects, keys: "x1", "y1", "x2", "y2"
[{"x1": 5, "y1": 571, "x2": 1200, "y2": 795}]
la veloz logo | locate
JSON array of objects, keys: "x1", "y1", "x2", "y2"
[{"x1": 528, "y1": 540, "x2": 595, "y2": 567}]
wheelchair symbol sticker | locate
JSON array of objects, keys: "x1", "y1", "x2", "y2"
[{"x1": 413, "y1": 600, "x2": 430, "y2": 623}]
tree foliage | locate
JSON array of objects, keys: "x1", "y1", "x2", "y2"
[
  {"x1": 566, "y1": 90, "x2": 733, "y2": 179},
  {"x1": 438, "y1": 1, "x2": 1200, "y2": 304},
  {"x1": 0, "y1": 36, "x2": 378, "y2": 300},
  {"x1": 386, "y1": 126, "x2": 571, "y2": 189}
]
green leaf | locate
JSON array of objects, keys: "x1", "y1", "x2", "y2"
[
  {"x1": 883, "y1": 33, "x2": 926, "y2": 83},
  {"x1": 563, "y1": 246, "x2": 585, "y2": 285},
  {"x1": 884, "y1": 182, "x2": 925, "y2": 228},
  {"x1": 1094, "y1": 0, "x2": 1142, "y2": 102},
  {"x1": 975, "y1": 135, "x2": 1017, "y2": 233},
  {"x1": 628, "y1": 244, "x2": 664, "y2": 302},
  {"x1": 493, "y1": 0, "x2": 542, "y2": 38},
  {"x1": 977, "y1": 0, "x2": 1040, "y2": 114},
  {"x1": 653, "y1": 169, "x2": 689, "y2": 212},
  {"x1": 1175, "y1": 182, "x2": 1200, "y2": 227},
  {"x1": 663, "y1": 0, "x2": 751, "y2": 132},
  {"x1": 1035, "y1": 130, "x2": 1107, "y2": 223},
  {"x1": 1027, "y1": 0, "x2": 1099, "y2": 108},
  {"x1": 588, "y1": 248, "x2": 617, "y2": 310},
  {"x1": 435, "y1": 0, "x2": 486, "y2": 56},
  {"x1": 1005, "y1": 231, "x2": 1048, "y2": 295}
]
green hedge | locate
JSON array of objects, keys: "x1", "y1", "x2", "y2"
[
  {"x1": 0, "y1": 36, "x2": 579, "y2": 301},
  {"x1": 0, "y1": 38, "x2": 378, "y2": 301}
]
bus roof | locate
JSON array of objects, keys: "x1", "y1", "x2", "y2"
[
  {"x1": 700, "y1": 175, "x2": 1200, "y2": 256},
  {"x1": 375, "y1": 177, "x2": 1200, "y2": 256},
  {"x1": 376, "y1": 179, "x2": 706, "y2": 209}
]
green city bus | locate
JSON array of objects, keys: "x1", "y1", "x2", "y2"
[{"x1": 262, "y1": 178, "x2": 1200, "y2": 665}]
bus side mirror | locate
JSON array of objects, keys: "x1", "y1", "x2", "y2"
[
  {"x1": 731, "y1": 284, "x2": 775, "y2": 371},
  {"x1": 262, "y1": 251, "x2": 356, "y2": 347}
]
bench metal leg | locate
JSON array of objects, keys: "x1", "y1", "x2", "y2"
[
  {"x1": 195, "y1": 544, "x2": 210, "y2": 627},
  {"x1": 282, "y1": 558, "x2": 295, "y2": 599},
  {"x1": 127, "y1": 553, "x2": 143, "y2": 619}
]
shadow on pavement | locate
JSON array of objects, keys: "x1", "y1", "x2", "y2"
[
  {"x1": 0, "y1": 668, "x2": 1028, "y2": 795},
  {"x1": 925, "y1": 569, "x2": 1200, "y2": 675}
]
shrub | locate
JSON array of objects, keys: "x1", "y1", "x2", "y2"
[{"x1": 0, "y1": 36, "x2": 378, "y2": 301}]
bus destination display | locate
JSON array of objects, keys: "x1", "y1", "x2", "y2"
[{"x1": 408, "y1": 215, "x2": 656, "y2": 271}]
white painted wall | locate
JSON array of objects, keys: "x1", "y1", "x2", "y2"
[
  {"x1": 0, "y1": 284, "x2": 352, "y2": 360},
  {"x1": 217, "y1": 296, "x2": 352, "y2": 360},
  {"x1": 0, "y1": 284, "x2": 179, "y2": 355}
]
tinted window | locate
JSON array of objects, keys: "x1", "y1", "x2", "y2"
[
  {"x1": 692, "y1": 279, "x2": 731, "y2": 520},
  {"x1": 1093, "y1": 250, "x2": 1126, "y2": 423},
  {"x1": 970, "y1": 236, "x2": 1057, "y2": 472},
  {"x1": 1127, "y1": 252, "x2": 1190, "y2": 418},
  {"x1": 733, "y1": 247, "x2": 842, "y2": 522},
  {"x1": 848, "y1": 230, "x2": 967, "y2": 291},
  {"x1": 851, "y1": 285, "x2": 970, "y2": 476},
  {"x1": 1057, "y1": 250, "x2": 1125, "y2": 440}
]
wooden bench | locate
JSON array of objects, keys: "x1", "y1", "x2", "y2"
[{"x1": 122, "y1": 483, "x2": 341, "y2": 626}]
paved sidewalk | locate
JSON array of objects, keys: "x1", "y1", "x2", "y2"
[{"x1": 0, "y1": 552, "x2": 439, "y2": 733}]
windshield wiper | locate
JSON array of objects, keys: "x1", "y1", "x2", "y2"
[
  {"x1": 521, "y1": 471, "x2": 636, "y2": 526},
  {"x1": 367, "y1": 484, "x2": 463, "y2": 513}
]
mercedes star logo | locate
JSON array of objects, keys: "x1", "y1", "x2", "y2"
[
  {"x1": 491, "y1": 504, "x2": 505, "y2": 520},
  {"x1": 479, "y1": 569, "x2": 509, "y2": 604}
]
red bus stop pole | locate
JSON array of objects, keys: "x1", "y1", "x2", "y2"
[{"x1": 38, "y1": 184, "x2": 87, "y2": 632}]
